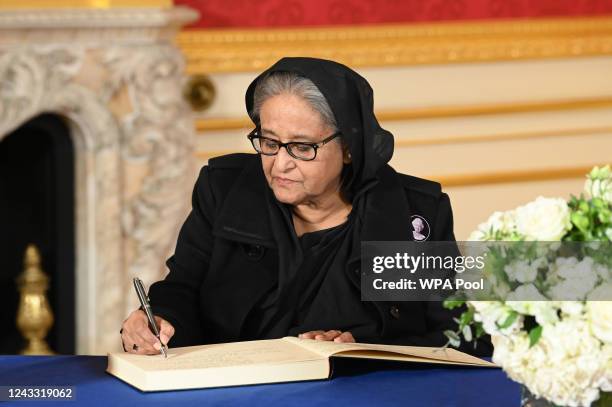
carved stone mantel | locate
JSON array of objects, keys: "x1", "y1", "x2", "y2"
[{"x1": 0, "y1": 6, "x2": 199, "y2": 354}]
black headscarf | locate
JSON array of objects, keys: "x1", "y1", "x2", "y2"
[
  {"x1": 245, "y1": 57, "x2": 395, "y2": 201},
  {"x1": 241, "y1": 57, "x2": 398, "y2": 341}
]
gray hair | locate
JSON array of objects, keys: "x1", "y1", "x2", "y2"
[{"x1": 251, "y1": 71, "x2": 338, "y2": 132}]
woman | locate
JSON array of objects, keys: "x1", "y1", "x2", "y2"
[{"x1": 120, "y1": 57, "x2": 491, "y2": 356}]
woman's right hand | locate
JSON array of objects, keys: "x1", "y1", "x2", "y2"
[{"x1": 120, "y1": 309, "x2": 175, "y2": 355}]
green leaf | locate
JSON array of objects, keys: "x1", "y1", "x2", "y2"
[
  {"x1": 443, "y1": 299, "x2": 465, "y2": 310},
  {"x1": 571, "y1": 212, "x2": 590, "y2": 233},
  {"x1": 497, "y1": 311, "x2": 518, "y2": 329},
  {"x1": 529, "y1": 326, "x2": 543, "y2": 348},
  {"x1": 474, "y1": 323, "x2": 484, "y2": 338}
]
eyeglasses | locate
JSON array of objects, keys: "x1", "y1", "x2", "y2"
[{"x1": 247, "y1": 128, "x2": 341, "y2": 161}]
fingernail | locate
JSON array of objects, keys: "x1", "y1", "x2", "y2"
[
  {"x1": 154, "y1": 342, "x2": 161, "y2": 350},
  {"x1": 298, "y1": 334, "x2": 303, "y2": 338}
]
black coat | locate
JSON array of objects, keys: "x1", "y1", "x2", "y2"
[{"x1": 148, "y1": 153, "x2": 492, "y2": 356}]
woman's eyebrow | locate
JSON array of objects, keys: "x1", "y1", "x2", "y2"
[{"x1": 260, "y1": 127, "x2": 317, "y2": 142}]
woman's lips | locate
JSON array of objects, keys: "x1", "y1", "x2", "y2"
[{"x1": 273, "y1": 177, "x2": 296, "y2": 186}]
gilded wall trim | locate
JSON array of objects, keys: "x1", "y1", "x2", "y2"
[
  {"x1": 196, "y1": 97, "x2": 612, "y2": 132},
  {"x1": 0, "y1": 1, "x2": 171, "y2": 8},
  {"x1": 435, "y1": 166, "x2": 595, "y2": 187},
  {"x1": 177, "y1": 17, "x2": 612, "y2": 74}
]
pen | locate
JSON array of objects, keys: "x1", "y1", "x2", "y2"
[{"x1": 133, "y1": 277, "x2": 167, "y2": 358}]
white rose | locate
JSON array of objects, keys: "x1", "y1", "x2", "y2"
[
  {"x1": 587, "y1": 301, "x2": 612, "y2": 343},
  {"x1": 514, "y1": 197, "x2": 571, "y2": 241}
]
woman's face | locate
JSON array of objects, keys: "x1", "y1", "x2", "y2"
[{"x1": 259, "y1": 93, "x2": 347, "y2": 206}]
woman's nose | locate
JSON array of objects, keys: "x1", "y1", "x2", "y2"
[{"x1": 273, "y1": 146, "x2": 296, "y2": 171}]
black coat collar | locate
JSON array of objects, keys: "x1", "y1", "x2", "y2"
[{"x1": 213, "y1": 157, "x2": 414, "y2": 251}]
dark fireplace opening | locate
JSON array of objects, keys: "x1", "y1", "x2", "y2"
[{"x1": 0, "y1": 113, "x2": 75, "y2": 355}]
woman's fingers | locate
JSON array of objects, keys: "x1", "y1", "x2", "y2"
[
  {"x1": 315, "y1": 330, "x2": 342, "y2": 341},
  {"x1": 121, "y1": 309, "x2": 175, "y2": 354},
  {"x1": 333, "y1": 331, "x2": 355, "y2": 343},
  {"x1": 299, "y1": 330, "x2": 351, "y2": 341},
  {"x1": 299, "y1": 330, "x2": 325, "y2": 340},
  {"x1": 156, "y1": 316, "x2": 175, "y2": 345}
]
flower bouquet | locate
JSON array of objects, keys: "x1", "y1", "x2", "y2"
[{"x1": 444, "y1": 166, "x2": 612, "y2": 407}]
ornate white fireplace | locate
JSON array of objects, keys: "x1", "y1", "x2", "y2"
[{"x1": 0, "y1": 6, "x2": 198, "y2": 354}]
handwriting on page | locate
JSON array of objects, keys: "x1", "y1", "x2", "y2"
[{"x1": 128, "y1": 339, "x2": 321, "y2": 371}]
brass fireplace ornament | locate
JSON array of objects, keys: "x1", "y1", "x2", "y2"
[
  {"x1": 184, "y1": 74, "x2": 216, "y2": 112},
  {"x1": 16, "y1": 244, "x2": 55, "y2": 355}
]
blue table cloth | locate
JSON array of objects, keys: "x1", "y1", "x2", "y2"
[{"x1": 0, "y1": 355, "x2": 520, "y2": 406}]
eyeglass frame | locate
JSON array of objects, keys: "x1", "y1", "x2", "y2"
[{"x1": 247, "y1": 127, "x2": 342, "y2": 161}]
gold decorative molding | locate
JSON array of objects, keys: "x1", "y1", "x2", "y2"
[
  {"x1": 177, "y1": 17, "x2": 612, "y2": 74},
  {"x1": 196, "y1": 96, "x2": 612, "y2": 132},
  {"x1": 434, "y1": 165, "x2": 596, "y2": 187},
  {"x1": 0, "y1": 0, "x2": 171, "y2": 8},
  {"x1": 394, "y1": 126, "x2": 612, "y2": 148}
]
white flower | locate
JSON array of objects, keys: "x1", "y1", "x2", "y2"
[
  {"x1": 598, "y1": 344, "x2": 612, "y2": 392},
  {"x1": 472, "y1": 302, "x2": 523, "y2": 336},
  {"x1": 504, "y1": 260, "x2": 538, "y2": 283},
  {"x1": 468, "y1": 301, "x2": 496, "y2": 313},
  {"x1": 555, "y1": 257, "x2": 596, "y2": 280},
  {"x1": 548, "y1": 258, "x2": 599, "y2": 301},
  {"x1": 492, "y1": 319, "x2": 607, "y2": 407},
  {"x1": 560, "y1": 301, "x2": 585, "y2": 318},
  {"x1": 594, "y1": 263, "x2": 611, "y2": 281},
  {"x1": 584, "y1": 165, "x2": 612, "y2": 203},
  {"x1": 587, "y1": 301, "x2": 612, "y2": 343},
  {"x1": 587, "y1": 284, "x2": 612, "y2": 301},
  {"x1": 531, "y1": 303, "x2": 561, "y2": 326},
  {"x1": 584, "y1": 178, "x2": 612, "y2": 203},
  {"x1": 505, "y1": 297, "x2": 559, "y2": 326},
  {"x1": 468, "y1": 210, "x2": 516, "y2": 241},
  {"x1": 549, "y1": 279, "x2": 597, "y2": 301},
  {"x1": 507, "y1": 285, "x2": 547, "y2": 301},
  {"x1": 514, "y1": 197, "x2": 572, "y2": 241}
]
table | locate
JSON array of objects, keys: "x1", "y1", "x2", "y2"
[{"x1": 0, "y1": 355, "x2": 520, "y2": 406}]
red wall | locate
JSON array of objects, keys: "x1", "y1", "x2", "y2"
[{"x1": 176, "y1": 0, "x2": 612, "y2": 29}]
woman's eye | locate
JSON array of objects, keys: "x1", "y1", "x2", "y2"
[
  {"x1": 295, "y1": 144, "x2": 312, "y2": 153},
  {"x1": 263, "y1": 140, "x2": 278, "y2": 149}
]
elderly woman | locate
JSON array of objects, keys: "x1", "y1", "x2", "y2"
[{"x1": 120, "y1": 57, "x2": 491, "y2": 356}]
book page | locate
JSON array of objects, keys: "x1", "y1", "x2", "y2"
[
  {"x1": 113, "y1": 338, "x2": 325, "y2": 372},
  {"x1": 283, "y1": 337, "x2": 494, "y2": 366},
  {"x1": 283, "y1": 336, "x2": 371, "y2": 357}
]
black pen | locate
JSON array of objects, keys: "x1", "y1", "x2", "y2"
[{"x1": 133, "y1": 277, "x2": 167, "y2": 358}]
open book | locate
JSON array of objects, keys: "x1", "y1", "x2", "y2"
[{"x1": 107, "y1": 337, "x2": 496, "y2": 391}]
